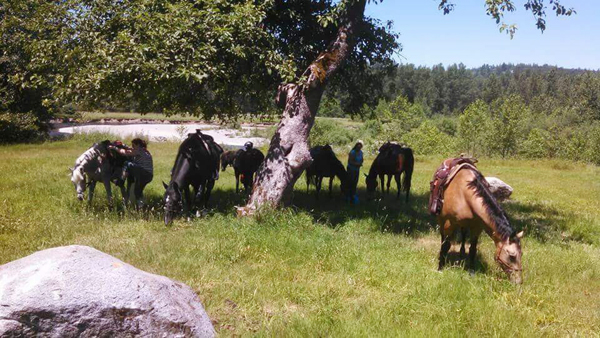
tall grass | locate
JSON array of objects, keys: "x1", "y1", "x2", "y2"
[{"x1": 1, "y1": 139, "x2": 600, "y2": 336}]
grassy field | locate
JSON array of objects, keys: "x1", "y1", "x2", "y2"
[{"x1": 1, "y1": 135, "x2": 600, "y2": 336}]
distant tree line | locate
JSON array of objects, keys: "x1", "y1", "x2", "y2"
[
  {"x1": 321, "y1": 63, "x2": 599, "y2": 119},
  {"x1": 316, "y1": 63, "x2": 600, "y2": 164}
]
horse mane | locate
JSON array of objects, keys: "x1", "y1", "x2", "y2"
[{"x1": 467, "y1": 170, "x2": 514, "y2": 240}]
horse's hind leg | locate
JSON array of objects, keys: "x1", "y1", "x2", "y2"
[{"x1": 386, "y1": 175, "x2": 392, "y2": 195}]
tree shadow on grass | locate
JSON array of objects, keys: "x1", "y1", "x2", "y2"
[
  {"x1": 74, "y1": 177, "x2": 577, "y2": 246},
  {"x1": 290, "y1": 187, "x2": 437, "y2": 236}
]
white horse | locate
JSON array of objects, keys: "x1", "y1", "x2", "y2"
[{"x1": 70, "y1": 140, "x2": 131, "y2": 207}]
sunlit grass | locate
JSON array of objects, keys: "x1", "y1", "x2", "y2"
[{"x1": 1, "y1": 138, "x2": 600, "y2": 336}]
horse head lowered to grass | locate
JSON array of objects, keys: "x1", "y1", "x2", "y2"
[
  {"x1": 431, "y1": 158, "x2": 523, "y2": 284},
  {"x1": 163, "y1": 131, "x2": 223, "y2": 225},
  {"x1": 306, "y1": 145, "x2": 351, "y2": 199}
]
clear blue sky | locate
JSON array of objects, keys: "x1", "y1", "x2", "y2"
[{"x1": 365, "y1": 0, "x2": 600, "y2": 70}]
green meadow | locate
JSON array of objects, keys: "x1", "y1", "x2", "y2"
[{"x1": 1, "y1": 135, "x2": 600, "y2": 336}]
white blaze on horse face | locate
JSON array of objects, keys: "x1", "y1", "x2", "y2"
[{"x1": 71, "y1": 166, "x2": 86, "y2": 198}]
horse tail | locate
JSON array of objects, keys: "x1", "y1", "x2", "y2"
[{"x1": 402, "y1": 147, "x2": 414, "y2": 194}]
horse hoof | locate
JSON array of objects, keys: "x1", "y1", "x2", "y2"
[{"x1": 186, "y1": 217, "x2": 192, "y2": 222}]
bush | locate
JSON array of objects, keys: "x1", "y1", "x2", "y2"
[
  {"x1": 520, "y1": 128, "x2": 552, "y2": 158},
  {"x1": 320, "y1": 97, "x2": 346, "y2": 118},
  {"x1": 309, "y1": 119, "x2": 356, "y2": 148},
  {"x1": 401, "y1": 121, "x2": 456, "y2": 156},
  {"x1": 487, "y1": 95, "x2": 531, "y2": 158},
  {"x1": 0, "y1": 112, "x2": 44, "y2": 143},
  {"x1": 586, "y1": 123, "x2": 600, "y2": 165},
  {"x1": 457, "y1": 100, "x2": 491, "y2": 157}
]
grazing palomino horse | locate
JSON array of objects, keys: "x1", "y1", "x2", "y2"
[
  {"x1": 70, "y1": 140, "x2": 130, "y2": 206},
  {"x1": 306, "y1": 145, "x2": 351, "y2": 198},
  {"x1": 365, "y1": 142, "x2": 414, "y2": 202},
  {"x1": 431, "y1": 158, "x2": 524, "y2": 284},
  {"x1": 163, "y1": 131, "x2": 223, "y2": 225}
]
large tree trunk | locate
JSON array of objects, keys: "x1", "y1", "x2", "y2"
[{"x1": 238, "y1": 0, "x2": 366, "y2": 216}]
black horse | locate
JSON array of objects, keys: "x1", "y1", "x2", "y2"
[
  {"x1": 70, "y1": 140, "x2": 131, "y2": 207},
  {"x1": 306, "y1": 145, "x2": 351, "y2": 199},
  {"x1": 221, "y1": 148, "x2": 265, "y2": 194},
  {"x1": 234, "y1": 148, "x2": 265, "y2": 194},
  {"x1": 163, "y1": 131, "x2": 223, "y2": 225},
  {"x1": 365, "y1": 142, "x2": 414, "y2": 202}
]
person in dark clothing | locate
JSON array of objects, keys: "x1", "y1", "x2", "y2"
[
  {"x1": 110, "y1": 138, "x2": 153, "y2": 209},
  {"x1": 347, "y1": 140, "x2": 364, "y2": 203}
]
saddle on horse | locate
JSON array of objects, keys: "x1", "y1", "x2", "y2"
[{"x1": 429, "y1": 156, "x2": 478, "y2": 215}]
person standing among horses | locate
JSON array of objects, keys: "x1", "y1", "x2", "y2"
[
  {"x1": 347, "y1": 140, "x2": 364, "y2": 203},
  {"x1": 110, "y1": 138, "x2": 153, "y2": 209}
]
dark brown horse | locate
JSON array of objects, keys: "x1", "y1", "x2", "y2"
[
  {"x1": 435, "y1": 165, "x2": 524, "y2": 284},
  {"x1": 234, "y1": 148, "x2": 265, "y2": 194},
  {"x1": 365, "y1": 142, "x2": 414, "y2": 202},
  {"x1": 306, "y1": 145, "x2": 351, "y2": 199}
]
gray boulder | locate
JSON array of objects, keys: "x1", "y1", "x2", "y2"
[
  {"x1": 0, "y1": 245, "x2": 215, "y2": 337},
  {"x1": 486, "y1": 176, "x2": 513, "y2": 202}
]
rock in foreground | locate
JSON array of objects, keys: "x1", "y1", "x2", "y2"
[
  {"x1": 486, "y1": 176, "x2": 513, "y2": 202},
  {"x1": 0, "y1": 245, "x2": 214, "y2": 337}
]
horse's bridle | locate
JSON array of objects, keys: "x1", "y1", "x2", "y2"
[{"x1": 495, "y1": 242, "x2": 522, "y2": 273}]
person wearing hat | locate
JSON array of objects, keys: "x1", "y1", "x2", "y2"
[{"x1": 347, "y1": 140, "x2": 364, "y2": 203}]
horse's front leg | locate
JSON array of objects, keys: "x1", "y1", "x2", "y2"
[
  {"x1": 183, "y1": 185, "x2": 192, "y2": 220},
  {"x1": 125, "y1": 177, "x2": 134, "y2": 208},
  {"x1": 235, "y1": 171, "x2": 240, "y2": 193},
  {"x1": 88, "y1": 181, "x2": 97, "y2": 205},
  {"x1": 394, "y1": 174, "x2": 401, "y2": 200},
  {"x1": 203, "y1": 179, "x2": 215, "y2": 209},
  {"x1": 468, "y1": 228, "x2": 482, "y2": 271},
  {"x1": 328, "y1": 177, "x2": 334, "y2": 198},
  {"x1": 316, "y1": 176, "x2": 323, "y2": 199},
  {"x1": 379, "y1": 174, "x2": 385, "y2": 196},
  {"x1": 438, "y1": 219, "x2": 453, "y2": 271},
  {"x1": 103, "y1": 179, "x2": 113, "y2": 210},
  {"x1": 386, "y1": 175, "x2": 392, "y2": 194}
]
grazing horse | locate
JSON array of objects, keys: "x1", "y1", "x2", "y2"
[
  {"x1": 234, "y1": 148, "x2": 265, "y2": 194},
  {"x1": 435, "y1": 164, "x2": 524, "y2": 284},
  {"x1": 365, "y1": 142, "x2": 414, "y2": 202},
  {"x1": 306, "y1": 145, "x2": 351, "y2": 198},
  {"x1": 70, "y1": 140, "x2": 130, "y2": 206},
  {"x1": 163, "y1": 131, "x2": 223, "y2": 225}
]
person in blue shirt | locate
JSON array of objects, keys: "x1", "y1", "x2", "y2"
[{"x1": 347, "y1": 140, "x2": 364, "y2": 203}]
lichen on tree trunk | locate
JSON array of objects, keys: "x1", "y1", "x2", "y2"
[{"x1": 238, "y1": 0, "x2": 367, "y2": 216}]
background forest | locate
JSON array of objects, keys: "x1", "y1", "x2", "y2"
[{"x1": 314, "y1": 63, "x2": 600, "y2": 164}]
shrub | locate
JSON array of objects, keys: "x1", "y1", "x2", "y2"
[
  {"x1": 520, "y1": 128, "x2": 552, "y2": 158},
  {"x1": 487, "y1": 95, "x2": 530, "y2": 158},
  {"x1": 457, "y1": 100, "x2": 491, "y2": 157},
  {"x1": 309, "y1": 119, "x2": 356, "y2": 148},
  {"x1": 401, "y1": 121, "x2": 456, "y2": 156},
  {"x1": 586, "y1": 123, "x2": 600, "y2": 165},
  {"x1": 0, "y1": 112, "x2": 44, "y2": 143}
]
